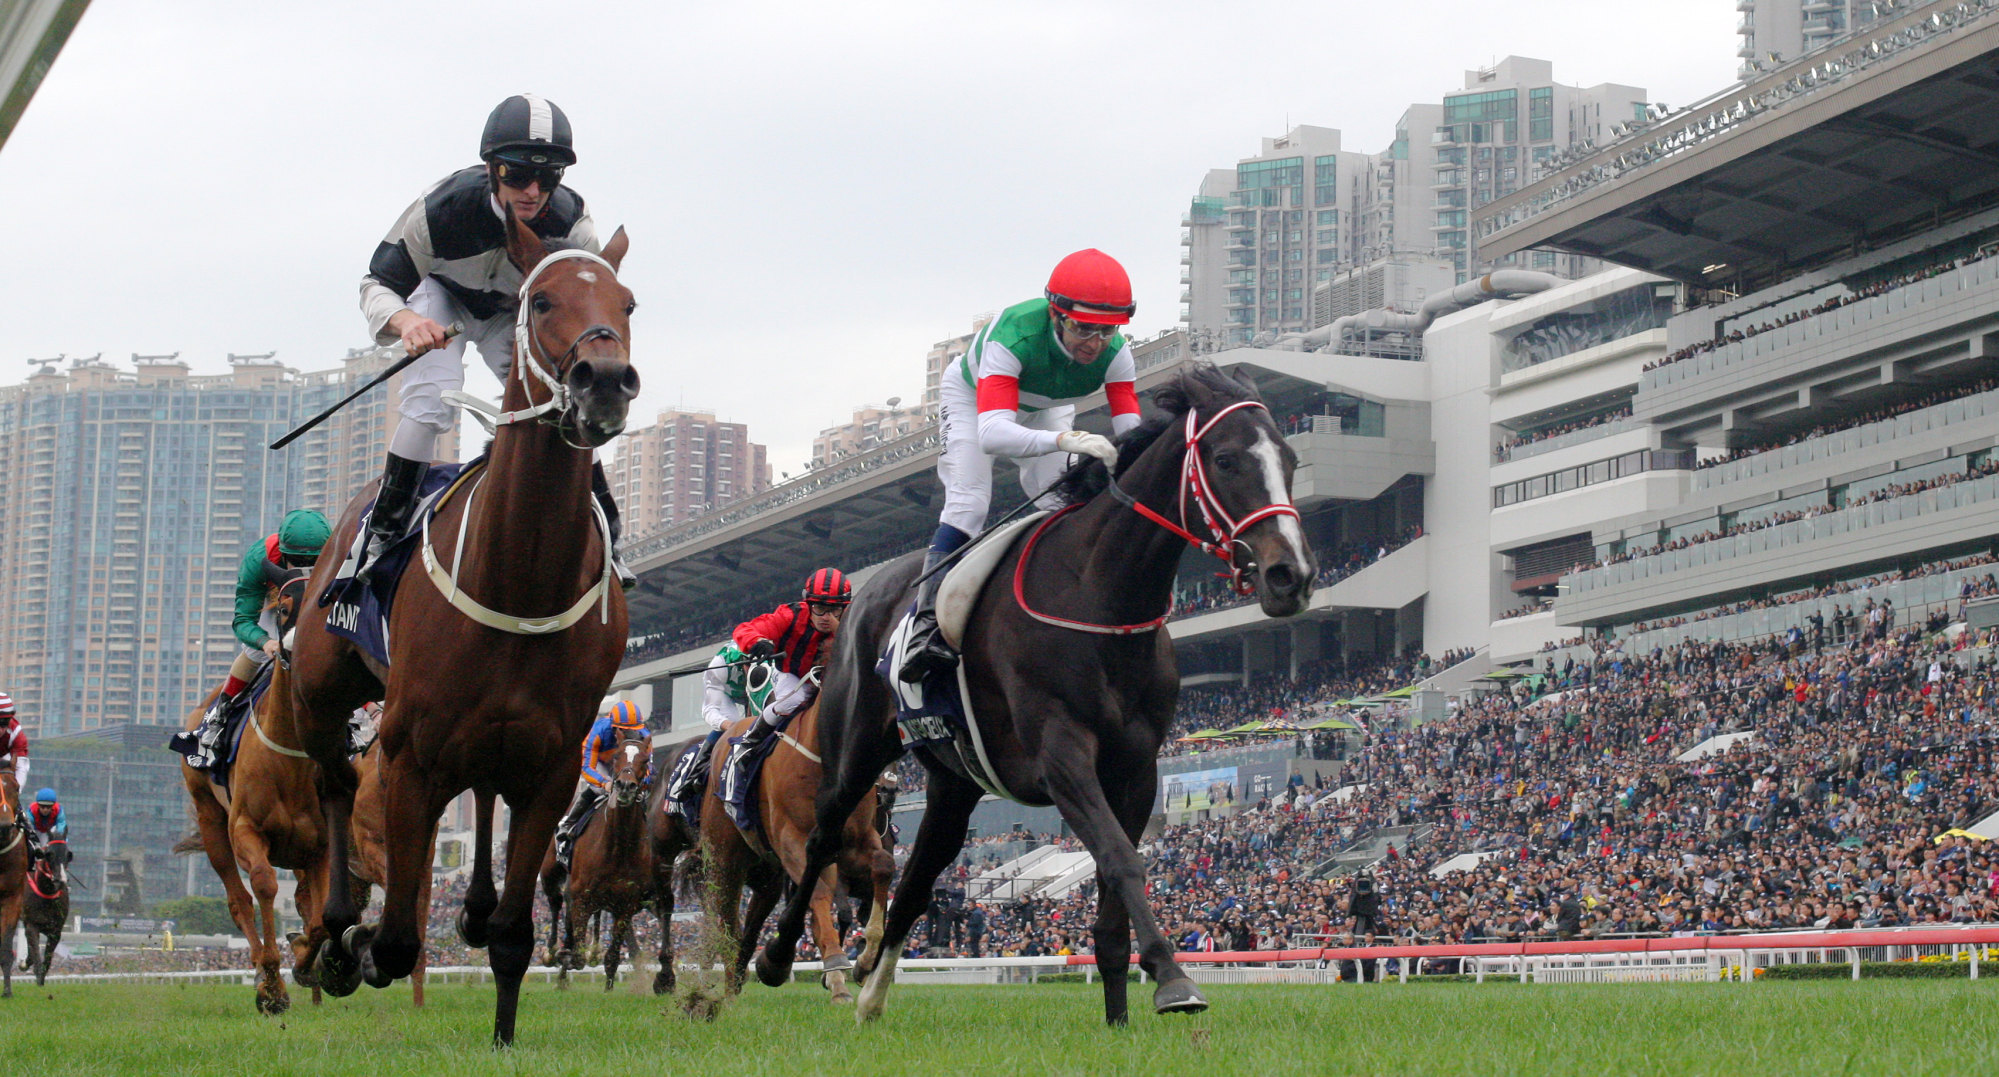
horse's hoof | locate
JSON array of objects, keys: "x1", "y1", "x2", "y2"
[
  {"x1": 1153, "y1": 978, "x2": 1209, "y2": 1015},
  {"x1": 361, "y1": 951, "x2": 394, "y2": 990},
  {"x1": 822, "y1": 953, "x2": 854, "y2": 973},
  {"x1": 455, "y1": 909, "x2": 488, "y2": 950},
  {"x1": 753, "y1": 948, "x2": 791, "y2": 989},
  {"x1": 291, "y1": 963, "x2": 319, "y2": 990},
  {"x1": 256, "y1": 990, "x2": 291, "y2": 1016},
  {"x1": 315, "y1": 949, "x2": 361, "y2": 999}
]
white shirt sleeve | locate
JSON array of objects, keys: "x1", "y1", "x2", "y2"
[
  {"x1": 360, "y1": 196, "x2": 436, "y2": 345},
  {"x1": 973, "y1": 340, "x2": 1062, "y2": 457}
]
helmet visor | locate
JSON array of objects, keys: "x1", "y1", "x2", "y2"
[{"x1": 1048, "y1": 294, "x2": 1134, "y2": 325}]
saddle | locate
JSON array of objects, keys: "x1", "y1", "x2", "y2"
[
  {"x1": 876, "y1": 513, "x2": 1049, "y2": 806},
  {"x1": 164, "y1": 662, "x2": 276, "y2": 787},
  {"x1": 319, "y1": 459, "x2": 483, "y2": 667},
  {"x1": 716, "y1": 707, "x2": 808, "y2": 842},
  {"x1": 663, "y1": 740, "x2": 707, "y2": 828}
]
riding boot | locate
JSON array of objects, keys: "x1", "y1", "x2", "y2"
[
  {"x1": 724, "y1": 717, "x2": 777, "y2": 803},
  {"x1": 592, "y1": 462, "x2": 637, "y2": 590},
  {"x1": 354, "y1": 452, "x2": 429, "y2": 586},
  {"x1": 185, "y1": 692, "x2": 232, "y2": 770},
  {"x1": 674, "y1": 728, "x2": 723, "y2": 801},
  {"x1": 898, "y1": 549, "x2": 958, "y2": 684}
]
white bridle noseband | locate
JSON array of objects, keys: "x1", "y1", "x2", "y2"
[{"x1": 443, "y1": 247, "x2": 618, "y2": 436}]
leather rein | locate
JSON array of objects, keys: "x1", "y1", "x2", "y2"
[{"x1": 1013, "y1": 400, "x2": 1301, "y2": 635}]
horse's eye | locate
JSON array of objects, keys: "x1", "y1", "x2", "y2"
[
  {"x1": 531, "y1": 293, "x2": 552, "y2": 314},
  {"x1": 625, "y1": 300, "x2": 638, "y2": 316},
  {"x1": 1213, "y1": 452, "x2": 1240, "y2": 472}
]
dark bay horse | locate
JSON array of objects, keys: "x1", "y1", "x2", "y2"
[
  {"x1": 540, "y1": 729, "x2": 655, "y2": 991},
  {"x1": 178, "y1": 577, "x2": 332, "y2": 1015},
  {"x1": 699, "y1": 700, "x2": 894, "y2": 1004},
  {"x1": 290, "y1": 214, "x2": 636, "y2": 1045},
  {"x1": 0, "y1": 773, "x2": 25, "y2": 999},
  {"x1": 21, "y1": 838, "x2": 67, "y2": 986},
  {"x1": 755, "y1": 364, "x2": 1316, "y2": 1025}
]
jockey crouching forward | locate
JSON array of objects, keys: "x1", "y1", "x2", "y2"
[
  {"x1": 2, "y1": 692, "x2": 30, "y2": 835},
  {"x1": 553, "y1": 700, "x2": 646, "y2": 874},
  {"x1": 353, "y1": 93, "x2": 632, "y2": 590},
  {"x1": 666, "y1": 641, "x2": 770, "y2": 802},
  {"x1": 722, "y1": 569, "x2": 851, "y2": 794},
  {"x1": 180, "y1": 510, "x2": 333, "y2": 771},
  {"x1": 897, "y1": 249, "x2": 1140, "y2": 684},
  {"x1": 27, "y1": 787, "x2": 65, "y2": 865}
]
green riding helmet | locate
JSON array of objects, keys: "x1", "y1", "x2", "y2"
[{"x1": 278, "y1": 509, "x2": 333, "y2": 558}]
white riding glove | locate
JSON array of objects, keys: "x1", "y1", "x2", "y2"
[{"x1": 1055, "y1": 430, "x2": 1118, "y2": 467}]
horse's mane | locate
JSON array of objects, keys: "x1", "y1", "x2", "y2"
[{"x1": 1045, "y1": 362, "x2": 1262, "y2": 506}]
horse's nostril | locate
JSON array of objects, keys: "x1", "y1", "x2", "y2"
[
  {"x1": 566, "y1": 360, "x2": 595, "y2": 388},
  {"x1": 1265, "y1": 564, "x2": 1297, "y2": 592},
  {"x1": 621, "y1": 367, "x2": 641, "y2": 397}
]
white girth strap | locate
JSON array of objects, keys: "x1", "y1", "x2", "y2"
[
  {"x1": 251, "y1": 712, "x2": 312, "y2": 760},
  {"x1": 420, "y1": 471, "x2": 615, "y2": 635},
  {"x1": 776, "y1": 731, "x2": 821, "y2": 765}
]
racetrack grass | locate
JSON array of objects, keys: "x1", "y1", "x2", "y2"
[{"x1": 5, "y1": 977, "x2": 1996, "y2": 1076}]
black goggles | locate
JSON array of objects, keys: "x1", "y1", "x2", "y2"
[{"x1": 493, "y1": 157, "x2": 566, "y2": 191}]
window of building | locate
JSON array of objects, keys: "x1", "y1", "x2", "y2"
[
  {"x1": 1287, "y1": 250, "x2": 1304, "y2": 262},
  {"x1": 1237, "y1": 157, "x2": 1303, "y2": 191},
  {"x1": 1317, "y1": 249, "x2": 1340, "y2": 264},
  {"x1": 1315, "y1": 228, "x2": 1337, "y2": 244},
  {"x1": 1317, "y1": 209, "x2": 1338, "y2": 224},
  {"x1": 1286, "y1": 230, "x2": 1303, "y2": 242}
]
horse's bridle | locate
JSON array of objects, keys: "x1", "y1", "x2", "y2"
[
  {"x1": 1107, "y1": 399, "x2": 1302, "y2": 596},
  {"x1": 1014, "y1": 399, "x2": 1302, "y2": 636},
  {"x1": 445, "y1": 248, "x2": 624, "y2": 448}
]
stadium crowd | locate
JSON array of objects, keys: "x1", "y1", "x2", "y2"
[
  {"x1": 1493, "y1": 407, "x2": 1633, "y2": 462},
  {"x1": 1695, "y1": 379, "x2": 1999, "y2": 473}
]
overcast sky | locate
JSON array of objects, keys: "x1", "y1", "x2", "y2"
[{"x1": 1, "y1": 1, "x2": 1737, "y2": 474}]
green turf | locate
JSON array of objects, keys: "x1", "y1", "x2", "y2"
[{"x1": 4, "y1": 976, "x2": 1995, "y2": 1075}]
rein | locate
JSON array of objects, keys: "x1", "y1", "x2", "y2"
[{"x1": 1013, "y1": 399, "x2": 1302, "y2": 635}]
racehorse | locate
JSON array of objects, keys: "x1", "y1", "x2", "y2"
[
  {"x1": 0, "y1": 772, "x2": 25, "y2": 999},
  {"x1": 177, "y1": 576, "x2": 333, "y2": 1015},
  {"x1": 754, "y1": 364, "x2": 1316, "y2": 1025},
  {"x1": 539, "y1": 728, "x2": 655, "y2": 991},
  {"x1": 346, "y1": 738, "x2": 433, "y2": 1006},
  {"x1": 645, "y1": 734, "x2": 707, "y2": 997},
  {"x1": 20, "y1": 837, "x2": 67, "y2": 986},
  {"x1": 700, "y1": 698, "x2": 894, "y2": 1004},
  {"x1": 290, "y1": 214, "x2": 636, "y2": 1045}
]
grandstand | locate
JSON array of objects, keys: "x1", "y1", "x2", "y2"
[{"x1": 584, "y1": 2, "x2": 1999, "y2": 963}]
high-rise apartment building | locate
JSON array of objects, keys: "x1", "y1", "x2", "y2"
[
  {"x1": 811, "y1": 403, "x2": 926, "y2": 469},
  {"x1": 608, "y1": 410, "x2": 770, "y2": 540},
  {"x1": 1182, "y1": 59, "x2": 1646, "y2": 346},
  {"x1": 0, "y1": 349, "x2": 449, "y2": 739},
  {"x1": 1735, "y1": 1, "x2": 1909, "y2": 79},
  {"x1": 292, "y1": 346, "x2": 461, "y2": 512},
  {"x1": 922, "y1": 328, "x2": 979, "y2": 421}
]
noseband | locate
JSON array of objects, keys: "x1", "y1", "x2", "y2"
[
  {"x1": 1014, "y1": 399, "x2": 1303, "y2": 635},
  {"x1": 443, "y1": 247, "x2": 623, "y2": 447}
]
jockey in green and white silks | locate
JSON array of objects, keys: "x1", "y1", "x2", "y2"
[
  {"x1": 666, "y1": 641, "x2": 779, "y2": 803},
  {"x1": 897, "y1": 249, "x2": 1142, "y2": 684}
]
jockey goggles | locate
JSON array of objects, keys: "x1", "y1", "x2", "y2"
[
  {"x1": 493, "y1": 155, "x2": 565, "y2": 191},
  {"x1": 1056, "y1": 314, "x2": 1119, "y2": 341}
]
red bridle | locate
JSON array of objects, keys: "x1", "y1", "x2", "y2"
[{"x1": 1015, "y1": 400, "x2": 1303, "y2": 635}]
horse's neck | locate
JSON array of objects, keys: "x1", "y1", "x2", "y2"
[
  {"x1": 1059, "y1": 435, "x2": 1199, "y2": 624},
  {"x1": 604, "y1": 794, "x2": 646, "y2": 855},
  {"x1": 463, "y1": 374, "x2": 599, "y2": 606}
]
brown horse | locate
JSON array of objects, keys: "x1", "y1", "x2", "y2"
[
  {"x1": 0, "y1": 773, "x2": 25, "y2": 999},
  {"x1": 290, "y1": 214, "x2": 637, "y2": 1045},
  {"x1": 178, "y1": 577, "x2": 333, "y2": 1015},
  {"x1": 20, "y1": 838, "x2": 67, "y2": 986},
  {"x1": 700, "y1": 699, "x2": 894, "y2": 1003},
  {"x1": 539, "y1": 729, "x2": 655, "y2": 991}
]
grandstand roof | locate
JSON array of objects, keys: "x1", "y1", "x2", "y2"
[{"x1": 1476, "y1": 7, "x2": 1999, "y2": 292}]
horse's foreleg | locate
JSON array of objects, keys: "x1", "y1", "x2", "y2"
[
  {"x1": 458, "y1": 791, "x2": 497, "y2": 948},
  {"x1": 1045, "y1": 751, "x2": 1203, "y2": 1018},
  {"x1": 487, "y1": 782, "x2": 569, "y2": 1047},
  {"x1": 412, "y1": 866, "x2": 432, "y2": 1008},
  {"x1": 289, "y1": 856, "x2": 329, "y2": 992},
  {"x1": 735, "y1": 879, "x2": 782, "y2": 994},
  {"x1": 363, "y1": 763, "x2": 439, "y2": 987},
  {"x1": 855, "y1": 848, "x2": 894, "y2": 978},
  {"x1": 312, "y1": 760, "x2": 367, "y2": 998},
  {"x1": 231, "y1": 827, "x2": 290, "y2": 1016},
  {"x1": 853, "y1": 767, "x2": 981, "y2": 1023},
  {"x1": 604, "y1": 915, "x2": 627, "y2": 992},
  {"x1": 1094, "y1": 764, "x2": 1161, "y2": 1025},
  {"x1": 808, "y1": 868, "x2": 852, "y2": 1003},
  {"x1": 651, "y1": 848, "x2": 678, "y2": 995},
  {"x1": 0, "y1": 896, "x2": 17, "y2": 999}
]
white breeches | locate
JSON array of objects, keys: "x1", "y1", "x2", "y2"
[
  {"x1": 238, "y1": 608, "x2": 279, "y2": 669},
  {"x1": 767, "y1": 670, "x2": 812, "y2": 722},
  {"x1": 392, "y1": 278, "x2": 518, "y2": 457},
  {"x1": 936, "y1": 372, "x2": 1074, "y2": 535}
]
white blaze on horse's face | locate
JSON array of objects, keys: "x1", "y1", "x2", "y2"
[{"x1": 1248, "y1": 429, "x2": 1310, "y2": 568}]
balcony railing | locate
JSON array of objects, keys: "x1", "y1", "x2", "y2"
[
  {"x1": 1565, "y1": 472, "x2": 1999, "y2": 595},
  {"x1": 1691, "y1": 387, "x2": 1999, "y2": 491}
]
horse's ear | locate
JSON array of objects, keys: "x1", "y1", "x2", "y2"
[
  {"x1": 601, "y1": 226, "x2": 629, "y2": 273},
  {"x1": 504, "y1": 210, "x2": 548, "y2": 275}
]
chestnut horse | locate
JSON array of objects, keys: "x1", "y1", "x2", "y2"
[
  {"x1": 700, "y1": 698, "x2": 894, "y2": 1004},
  {"x1": 177, "y1": 576, "x2": 333, "y2": 1015},
  {"x1": 0, "y1": 773, "x2": 25, "y2": 999},
  {"x1": 539, "y1": 728, "x2": 655, "y2": 991},
  {"x1": 346, "y1": 739, "x2": 433, "y2": 1006},
  {"x1": 20, "y1": 838, "x2": 66, "y2": 986},
  {"x1": 756, "y1": 365, "x2": 1316, "y2": 1026},
  {"x1": 290, "y1": 214, "x2": 636, "y2": 1045}
]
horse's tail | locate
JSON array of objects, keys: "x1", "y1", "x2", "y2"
[{"x1": 172, "y1": 832, "x2": 206, "y2": 855}]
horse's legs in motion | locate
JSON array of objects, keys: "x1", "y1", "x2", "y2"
[
  {"x1": 312, "y1": 768, "x2": 367, "y2": 997},
  {"x1": 756, "y1": 737, "x2": 901, "y2": 988},
  {"x1": 733, "y1": 875, "x2": 782, "y2": 994},
  {"x1": 603, "y1": 914, "x2": 627, "y2": 992},
  {"x1": 21, "y1": 913, "x2": 39, "y2": 981},
  {"x1": 35, "y1": 916, "x2": 59, "y2": 986},
  {"x1": 362, "y1": 761, "x2": 443, "y2": 987},
  {"x1": 231, "y1": 826, "x2": 291, "y2": 1015},
  {"x1": 0, "y1": 894, "x2": 16, "y2": 999},
  {"x1": 1045, "y1": 746, "x2": 1204, "y2": 1017},
  {"x1": 651, "y1": 846, "x2": 678, "y2": 995},
  {"x1": 540, "y1": 865, "x2": 566, "y2": 967},
  {"x1": 488, "y1": 783, "x2": 570, "y2": 1046},
  {"x1": 556, "y1": 890, "x2": 583, "y2": 990},
  {"x1": 847, "y1": 846, "x2": 895, "y2": 977},
  {"x1": 853, "y1": 767, "x2": 983, "y2": 1022},
  {"x1": 808, "y1": 865, "x2": 853, "y2": 1003},
  {"x1": 1092, "y1": 767, "x2": 1161, "y2": 1026},
  {"x1": 193, "y1": 797, "x2": 266, "y2": 986},
  {"x1": 457, "y1": 791, "x2": 497, "y2": 948},
  {"x1": 411, "y1": 866, "x2": 432, "y2": 1007}
]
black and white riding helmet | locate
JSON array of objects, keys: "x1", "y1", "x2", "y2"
[{"x1": 479, "y1": 93, "x2": 576, "y2": 167}]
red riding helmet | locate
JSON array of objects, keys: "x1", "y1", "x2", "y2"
[
  {"x1": 803, "y1": 568, "x2": 852, "y2": 607},
  {"x1": 1045, "y1": 249, "x2": 1135, "y2": 325}
]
